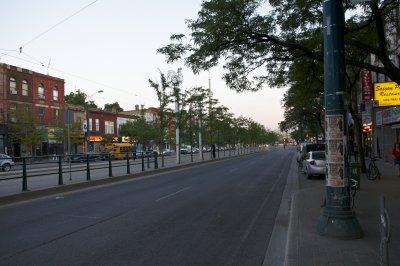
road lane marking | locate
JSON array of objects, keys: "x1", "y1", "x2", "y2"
[
  {"x1": 229, "y1": 167, "x2": 240, "y2": 173},
  {"x1": 156, "y1": 186, "x2": 193, "y2": 202},
  {"x1": 63, "y1": 214, "x2": 102, "y2": 219}
]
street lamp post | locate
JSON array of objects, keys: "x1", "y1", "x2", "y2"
[
  {"x1": 316, "y1": 0, "x2": 362, "y2": 239},
  {"x1": 86, "y1": 90, "x2": 103, "y2": 152}
]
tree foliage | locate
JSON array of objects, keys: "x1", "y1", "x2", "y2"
[
  {"x1": 64, "y1": 89, "x2": 86, "y2": 106},
  {"x1": 148, "y1": 70, "x2": 172, "y2": 164},
  {"x1": 65, "y1": 89, "x2": 99, "y2": 108},
  {"x1": 104, "y1": 102, "x2": 123, "y2": 112},
  {"x1": 8, "y1": 108, "x2": 46, "y2": 155},
  {"x1": 158, "y1": 0, "x2": 400, "y2": 91},
  {"x1": 119, "y1": 118, "x2": 157, "y2": 149}
]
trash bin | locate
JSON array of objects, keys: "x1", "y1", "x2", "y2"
[{"x1": 349, "y1": 162, "x2": 361, "y2": 190}]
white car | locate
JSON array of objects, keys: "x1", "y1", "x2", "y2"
[
  {"x1": 0, "y1": 153, "x2": 15, "y2": 171},
  {"x1": 302, "y1": 151, "x2": 326, "y2": 178}
]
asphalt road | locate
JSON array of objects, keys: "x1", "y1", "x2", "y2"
[{"x1": 0, "y1": 148, "x2": 293, "y2": 266}]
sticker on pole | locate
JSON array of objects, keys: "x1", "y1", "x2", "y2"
[{"x1": 325, "y1": 115, "x2": 345, "y2": 187}]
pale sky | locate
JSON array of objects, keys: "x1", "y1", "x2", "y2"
[{"x1": 0, "y1": 0, "x2": 285, "y2": 130}]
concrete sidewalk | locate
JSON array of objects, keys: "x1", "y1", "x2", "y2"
[{"x1": 285, "y1": 158, "x2": 400, "y2": 265}]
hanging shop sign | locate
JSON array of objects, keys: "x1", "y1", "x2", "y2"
[
  {"x1": 361, "y1": 69, "x2": 373, "y2": 101},
  {"x1": 374, "y1": 81, "x2": 400, "y2": 107}
]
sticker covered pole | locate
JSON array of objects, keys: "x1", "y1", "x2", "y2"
[{"x1": 316, "y1": 0, "x2": 362, "y2": 239}]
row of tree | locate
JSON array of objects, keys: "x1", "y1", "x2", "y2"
[{"x1": 119, "y1": 68, "x2": 279, "y2": 165}]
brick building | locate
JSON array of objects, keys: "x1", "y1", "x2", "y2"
[
  {"x1": 32, "y1": 71, "x2": 65, "y2": 155},
  {"x1": 0, "y1": 63, "x2": 65, "y2": 156}
]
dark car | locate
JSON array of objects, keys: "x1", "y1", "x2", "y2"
[
  {"x1": 135, "y1": 150, "x2": 158, "y2": 158},
  {"x1": 69, "y1": 152, "x2": 99, "y2": 163},
  {"x1": 144, "y1": 150, "x2": 158, "y2": 157},
  {"x1": 180, "y1": 148, "x2": 189, "y2": 154}
]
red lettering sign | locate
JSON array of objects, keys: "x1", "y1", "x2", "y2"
[{"x1": 361, "y1": 69, "x2": 373, "y2": 101}]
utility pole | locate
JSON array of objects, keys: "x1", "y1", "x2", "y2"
[
  {"x1": 86, "y1": 103, "x2": 90, "y2": 152},
  {"x1": 317, "y1": 0, "x2": 362, "y2": 238},
  {"x1": 198, "y1": 101, "x2": 204, "y2": 161},
  {"x1": 175, "y1": 100, "x2": 180, "y2": 164}
]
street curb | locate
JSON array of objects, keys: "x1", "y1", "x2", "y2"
[
  {"x1": 282, "y1": 155, "x2": 300, "y2": 266},
  {"x1": 263, "y1": 153, "x2": 299, "y2": 266}
]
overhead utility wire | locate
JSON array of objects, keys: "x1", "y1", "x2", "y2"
[
  {"x1": 1, "y1": 52, "x2": 152, "y2": 108},
  {"x1": 20, "y1": 0, "x2": 99, "y2": 49},
  {"x1": 0, "y1": 51, "x2": 151, "y2": 102},
  {"x1": 1, "y1": 0, "x2": 99, "y2": 60}
]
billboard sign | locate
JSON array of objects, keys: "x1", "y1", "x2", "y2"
[{"x1": 374, "y1": 81, "x2": 400, "y2": 107}]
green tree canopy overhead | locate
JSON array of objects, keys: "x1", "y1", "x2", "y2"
[
  {"x1": 64, "y1": 89, "x2": 86, "y2": 106},
  {"x1": 65, "y1": 89, "x2": 99, "y2": 109},
  {"x1": 158, "y1": 0, "x2": 400, "y2": 91},
  {"x1": 104, "y1": 102, "x2": 124, "y2": 112}
]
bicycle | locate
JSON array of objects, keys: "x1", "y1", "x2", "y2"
[
  {"x1": 367, "y1": 156, "x2": 380, "y2": 180},
  {"x1": 349, "y1": 178, "x2": 358, "y2": 209},
  {"x1": 321, "y1": 178, "x2": 358, "y2": 209}
]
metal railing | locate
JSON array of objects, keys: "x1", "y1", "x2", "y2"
[
  {"x1": 0, "y1": 146, "x2": 264, "y2": 195},
  {"x1": 0, "y1": 152, "x2": 160, "y2": 192}
]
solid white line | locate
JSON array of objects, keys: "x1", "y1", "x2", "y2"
[
  {"x1": 63, "y1": 214, "x2": 102, "y2": 220},
  {"x1": 156, "y1": 186, "x2": 193, "y2": 202}
]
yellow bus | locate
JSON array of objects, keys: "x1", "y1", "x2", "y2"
[{"x1": 104, "y1": 143, "x2": 134, "y2": 160}]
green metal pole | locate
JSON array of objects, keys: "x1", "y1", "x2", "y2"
[
  {"x1": 86, "y1": 103, "x2": 90, "y2": 152},
  {"x1": 317, "y1": 0, "x2": 362, "y2": 239},
  {"x1": 58, "y1": 155, "x2": 63, "y2": 185},
  {"x1": 22, "y1": 157, "x2": 28, "y2": 191},
  {"x1": 126, "y1": 153, "x2": 130, "y2": 174},
  {"x1": 108, "y1": 153, "x2": 112, "y2": 177}
]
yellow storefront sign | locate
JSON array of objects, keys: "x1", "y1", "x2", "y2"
[
  {"x1": 374, "y1": 82, "x2": 400, "y2": 107},
  {"x1": 89, "y1": 136, "x2": 103, "y2": 142}
]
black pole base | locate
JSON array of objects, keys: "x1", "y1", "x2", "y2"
[{"x1": 317, "y1": 207, "x2": 363, "y2": 239}]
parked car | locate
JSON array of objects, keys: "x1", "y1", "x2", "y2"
[
  {"x1": 180, "y1": 148, "x2": 189, "y2": 154},
  {"x1": 162, "y1": 149, "x2": 173, "y2": 156},
  {"x1": 0, "y1": 153, "x2": 15, "y2": 172},
  {"x1": 69, "y1": 152, "x2": 99, "y2": 163},
  {"x1": 136, "y1": 150, "x2": 158, "y2": 158},
  {"x1": 302, "y1": 151, "x2": 326, "y2": 178},
  {"x1": 297, "y1": 143, "x2": 325, "y2": 163},
  {"x1": 145, "y1": 150, "x2": 158, "y2": 157},
  {"x1": 191, "y1": 148, "x2": 200, "y2": 153}
]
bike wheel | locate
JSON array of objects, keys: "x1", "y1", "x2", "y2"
[{"x1": 367, "y1": 164, "x2": 379, "y2": 180}]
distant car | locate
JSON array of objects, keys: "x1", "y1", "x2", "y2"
[
  {"x1": 69, "y1": 152, "x2": 99, "y2": 163},
  {"x1": 180, "y1": 148, "x2": 189, "y2": 154},
  {"x1": 191, "y1": 148, "x2": 200, "y2": 153},
  {"x1": 302, "y1": 151, "x2": 326, "y2": 178},
  {"x1": 0, "y1": 153, "x2": 15, "y2": 171},
  {"x1": 136, "y1": 150, "x2": 158, "y2": 158},
  {"x1": 145, "y1": 150, "x2": 158, "y2": 157},
  {"x1": 162, "y1": 150, "x2": 173, "y2": 156}
]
